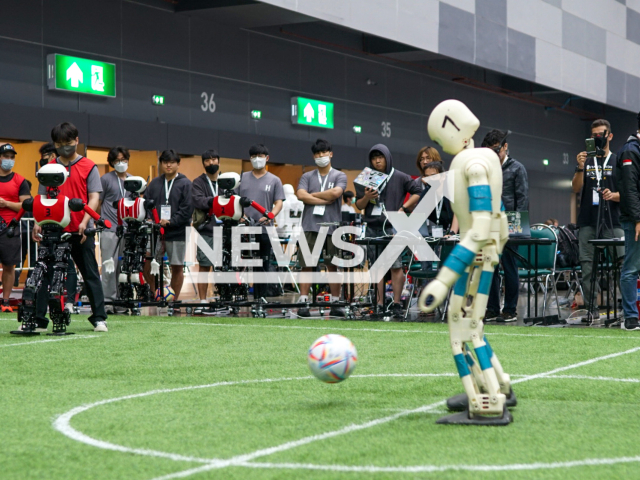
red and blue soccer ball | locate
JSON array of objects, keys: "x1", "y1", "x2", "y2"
[
  {"x1": 155, "y1": 286, "x2": 175, "y2": 302},
  {"x1": 307, "y1": 334, "x2": 358, "y2": 383}
]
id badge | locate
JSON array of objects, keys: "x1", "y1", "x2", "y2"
[
  {"x1": 592, "y1": 189, "x2": 599, "y2": 206},
  {"x1": 371, "y1": 205, "x2": 383, "y2": 216},
  {"x1": 313, "y1": 205, "x2": 325, "y2": 216},
  {"x1": 432, "y1": 226, "x2": 444, "y2": 238},
  {"x1": 161, "y1": 205, "x2": 172, "y2": 220}
]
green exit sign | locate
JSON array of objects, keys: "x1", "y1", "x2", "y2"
[
  {"x1": 251, "y1": 110, "x2": 262, "y2": 120},
  {"x1": 353, "y1": 125, "x2": 362, "y2": 134},
  {"x1": 47, "y1": 54, "x2": 116, "y2": 97},
  {"x1": 291, "y1": 97, "x2": 334, "y2": 129},
  {"x1": 152, "y1": 95, "x2": 165, "y2": 106}
]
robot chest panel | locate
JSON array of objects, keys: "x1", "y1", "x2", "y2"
[
  {"x1": 33, "y1": 196, "x2": 71, "y2": 227},
  {"x1": 119, "y1": 198, "x2": 146, "y2": 222},
  {"x1": 213, "y1": 197, "x2": 242, "y2": 221}
]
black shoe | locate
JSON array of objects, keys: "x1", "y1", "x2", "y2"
[
  {"x1": 297, "y1": 307, "x2": 310, "y2": 318},
  {"x1": 497, "y1": 311, "x2": 517, "y2": 323},
  {"x1": 622, "y1": 318, "x2": 640, "y2": 331},
  {"x1": 329, "y1": 305, "x2": 346, "y2": 317},
  {"x1": 390, "y1": 302, "x2": 404, "y2": 320},
  {"x1": 484, "y1": 309, "x2": 500, "y2": 321}
]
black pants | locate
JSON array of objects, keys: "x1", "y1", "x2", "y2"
[
  {"x1": 487, "y1": 247, "x2": 519, "y2": 314},
  {"x1": 252, "y1": 232, "x2": 272, "y2": 300},
  {"x1": 36, "y1": 235, "x2": 106, "y2": 326}
]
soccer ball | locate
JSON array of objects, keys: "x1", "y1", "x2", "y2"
[
  {"x1": 155, "y1": 286, "x2": 175, "y2": 302},
  {"x1": 307, "y1": 334, "x2": 357, "y2": 383}
]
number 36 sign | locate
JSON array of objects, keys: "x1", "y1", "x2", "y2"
[{"x1": 200, "y1": 92, "x2": 216, "y2": 113}]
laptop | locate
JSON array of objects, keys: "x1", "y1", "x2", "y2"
[{"x1": 505, "y1": 211, "x2": 531, "y2": 237}]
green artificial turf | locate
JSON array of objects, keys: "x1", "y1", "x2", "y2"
[{"x1": 1, "y1": 314, "x2": 639, "y2": 480}]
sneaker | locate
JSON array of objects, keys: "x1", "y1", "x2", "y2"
[
  {"x1": 329, "y1": 305, "x2": 346, "y2": 317},
  {"x1": 64, "y1": 303, "x2": 75, "y2": 314},
  {"x1": 1, "y1": 303, "x2": 13, "y2": 313},
  {"x1": 297, "y1": 307, "x2": 311, "y2": 317},
  {"x1": 93, "y1": 321, "x2": 108, "y2": 332},
  {"x1": 193, "y1": 306, "x2": 204, "y2": 315},
  {"x1": 622, "y1": 318, "x2": 640, "y2": 331},
  {"x1": 172, "y1": 307, "x2": 181, "y2": 315},
  {"x1": 497, "y1": 311, "x2": 517, "y2": 323},
  {"x1": 484, "y1": 309, "x2": 500, "y2": 321},
  {"x1": 390, "y1": 302, "x2": 404, "y2": 320}
]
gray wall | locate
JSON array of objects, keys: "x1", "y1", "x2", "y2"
[{"x1": 0, "y1": 0, "x2": 638, "y2": 224}]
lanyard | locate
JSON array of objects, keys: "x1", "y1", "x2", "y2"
[
  {"x1": 317, "y1": 168, "x2": 332, "y2": 192},
  {"x1": 164, "y1": 176, "x2": 175, "y2": 204},
  {"x1": 593, "y1": 152, "x2": 611, "y2": 189},
  {"x1": 435, "y1": 197, "x2": 444, "y2": 225},
  {"x1": 206, "y1": 176, "x2": 217, "y2": 197},
  {"x1": 117, "y1": 175, "x2": 125, "y2": 200}
]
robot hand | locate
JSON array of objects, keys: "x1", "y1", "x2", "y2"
[
  {"x1": 419, "y1": 279, "x2": 450, "y2": 313},
  {"x1": 150, "y1": 259, "x2": 160, "y2": 276},
  {"x1": 239, "y1": 197, "x2": 252, "y2": 208},
  {"x1": 103, "y1": 258, "x2": 115, "y2": 274},
  {"x1": 116, "y1": 225, "x2": 124, "y2": 237}
]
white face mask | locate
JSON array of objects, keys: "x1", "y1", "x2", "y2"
[
  {"x1": 114, "y1": 162, "x2": 128, "y2": 173},
  {"x1": 251, "y1": 156, "x2": 267, "y2": 169},
  {"x1": 315, "y1": 155, "x2": 331, "y2": 168}
]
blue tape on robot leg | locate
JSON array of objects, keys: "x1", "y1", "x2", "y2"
[
  {"x1": 443, "y1": 245, "x2": 475, "y2": 275},
  {"x1": 454, "y1": 353, "x2": 471, "y2": 378},
  {"x1": 483, "y1": 335, "x2": 494, "y2": 359},
  {"x1": 478, "y1": 270, "x2": 493, "y2": 296},
  {"x1": 454, "y1": 272, "x2": 469, "y2": 297},
  {"x1": 474, "y1": 345, "x2": 493, "y2": 371}
]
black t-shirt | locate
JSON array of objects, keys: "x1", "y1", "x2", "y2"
[
  {"x1": 0, "y1": 172, "x2": 30, "y2": 196},
  {"x1": 577, "y1": 152, "x2": 621, "y2": 229}
]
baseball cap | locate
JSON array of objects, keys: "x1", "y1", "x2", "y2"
[{"x1": 0, "y1": 143, "x2": 17, "y2": 156}]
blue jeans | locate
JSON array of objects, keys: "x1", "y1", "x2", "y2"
[{"x1": 621, "y1": 222, "x2": 640, "y2": 319}]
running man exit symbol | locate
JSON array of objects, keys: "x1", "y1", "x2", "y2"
[{"x1": 91, "y1": 65, "x2": 104, "y2": 92}]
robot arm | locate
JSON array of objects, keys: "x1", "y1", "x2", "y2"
[
  {"x1": 145, "y1": 199, "x2": 164, "y2": 235},
  {"x1": 69, "y1": 199, "x2": 112, "y2": 230},
  {"x1": 244, "y1": 198, "x2": 275, "y2": 220},
  {"x1": 420, "y1": 161, "x2": 493, "y2": 312},
  {"x1": 6, "y1": 198, "x2": 34, "y2": 238}
]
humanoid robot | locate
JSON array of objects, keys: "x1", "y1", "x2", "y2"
[
  {"x1": 8, "y1": 164, "x2": 110, "y2": 335},
  {"x1": 275, "y1": 184, "x2": 303, "y2": 237},
  {"x1": 419, "y1": 100, "x2": 515, "y2": 425},
  {"x1": 207, "y1": 172, "x2": 274, "y2": 304},
  {"x1": 103, "y1": 176, "x2": 163, "y2": 314}
]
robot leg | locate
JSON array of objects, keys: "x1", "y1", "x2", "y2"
[
  {"x1": 11, "y1": 262, "x2": 45, "y2": 335},
  {"x1": 49, "y1": 244, "x2": 73, "y2": 335}
]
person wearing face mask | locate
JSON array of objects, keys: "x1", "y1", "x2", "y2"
[
  {"x1": 572, "y1": 119, "x2": 623, "y2": 321},
  {"x1": 32, "y1": 122, "x2": 108, "y2": 332},
  {"x1": 296, "y1": 139, "x2": 348, "y2": 317},
  {"x1": 481, "y1": 129, "x2": 529, "y2": 323},
  {"x1": 341, "y1": 191, "x2": 356, "y2": 213},
  {"x1": 191, "y1": 149, "x2": 222, "y2": 314},
  {"x1": 144, "y1": 149, "x2": 194, "y2": 313},
  {"x1": 99, "y1": 146, "x2": 133, "y2": 313},
  {"x1": 238, "y1": 144, "x2": 285, "y2": 300},
  {"x1": 355, "y1": 144, "x2": 422, "y2": 319},
  {"x1": 0, "y1": 144, "x2": 32, "y2": 312}
]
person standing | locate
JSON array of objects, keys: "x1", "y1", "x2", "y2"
[
  {"x1": 99, "y1": 146, "x2": 132, "y2": 314},
  {"x1": 191, "y1": 149, "x2": 221, "y2": 314},
  {"x1": 144, "y1": 150, "x2": 193, "y2": 310},
  {"x1": 616, "y1": 113, "x2": 640, "y2": 331},
  {"x1": 238, "y1": 144, "x2": 285, "y2": 300},
  {"x1": 355, "y1": 144, "x2": 421, "y2": 318},
  {"x1": 33, "y1": 123, "x2": 108, "y2": 332},
  {"x1": 483, "y1": 129, "x2": 529, "y2": 322},
  {"x1": 296, "y1": 139, "x2": 347, "y2": 317},
  {"x1": 0, "y1": 144, "x2": 31, "y2": 312},
  {"x1": 341, "y1": 191, "x2": 356, "y2": 213},
  {"x1": 572, "y1": 119, "x2": 623, "y2": 319}
]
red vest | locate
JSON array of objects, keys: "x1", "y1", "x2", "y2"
[
  {"x1": 32, "y1": 196, "x2": 71, "y2": 227},
  {"x1": 0, "y1": 172, "x2": 26, "y2": 224},
  {"x1": 48, "y1": 157, "x2": 95, "y2": 233}
]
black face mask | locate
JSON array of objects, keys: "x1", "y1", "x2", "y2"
[
  {"x1": 593, "y1": 132, "x2": 608, "y2": 150},
  {"x1": 39, "y1": 158, "x2": 49, "y2": 168},
  {"x1": 205, "y1": 164, "x2": 219, "y2": 175}
]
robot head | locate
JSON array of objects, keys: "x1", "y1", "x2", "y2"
[
  {"x1": 283, "y1": 184, "x2": 295, "y2": 197},
  {"x1": 36, "y1": 163, "x2": 68, "y2": 188},
  {"x1": 218, "y1": 172, "x2": 240, "y2": 191},
  {"x1": 123, "y1": 176, "x2": 147, "y2": 194},
  {"x1": 427, "y1": 100, "x2": 480, "y2": 155}
]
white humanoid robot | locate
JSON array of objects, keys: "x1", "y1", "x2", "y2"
[
  {"x1": 275, "y1": 184, "x2": 303, "y2": 237},
  {"x1": 419, "y1": 99, "x2": 515, "y2": 426}
]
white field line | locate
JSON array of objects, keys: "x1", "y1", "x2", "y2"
[
  {"x1": 0, "y1": 335, "x2": 100, "y2": 348},
  {"x1": 139, "y1": 347, "x2": 640, "y2": 479},
  {"x1": 106, "y1": 319, "x2": 640, "y2": 341}
]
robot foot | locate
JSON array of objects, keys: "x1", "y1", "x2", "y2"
[
  {"x1": 446, "y1": 388, "x2": 517, "y2": 412},
  {"x1": 436, "y1": 406, "x2": 513, "y2": 426}
]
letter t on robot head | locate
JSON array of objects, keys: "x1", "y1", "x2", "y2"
[{"x1": 427, "y1": 100, "x2": 480, "y2": 155}]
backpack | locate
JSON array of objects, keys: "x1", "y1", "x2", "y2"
[
  {"x1": 192, "y1": 209, "x2": 208, "y2": 230},
  {"x1": 555, "y1": 224, "x2": 580, "y2": 268}
]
